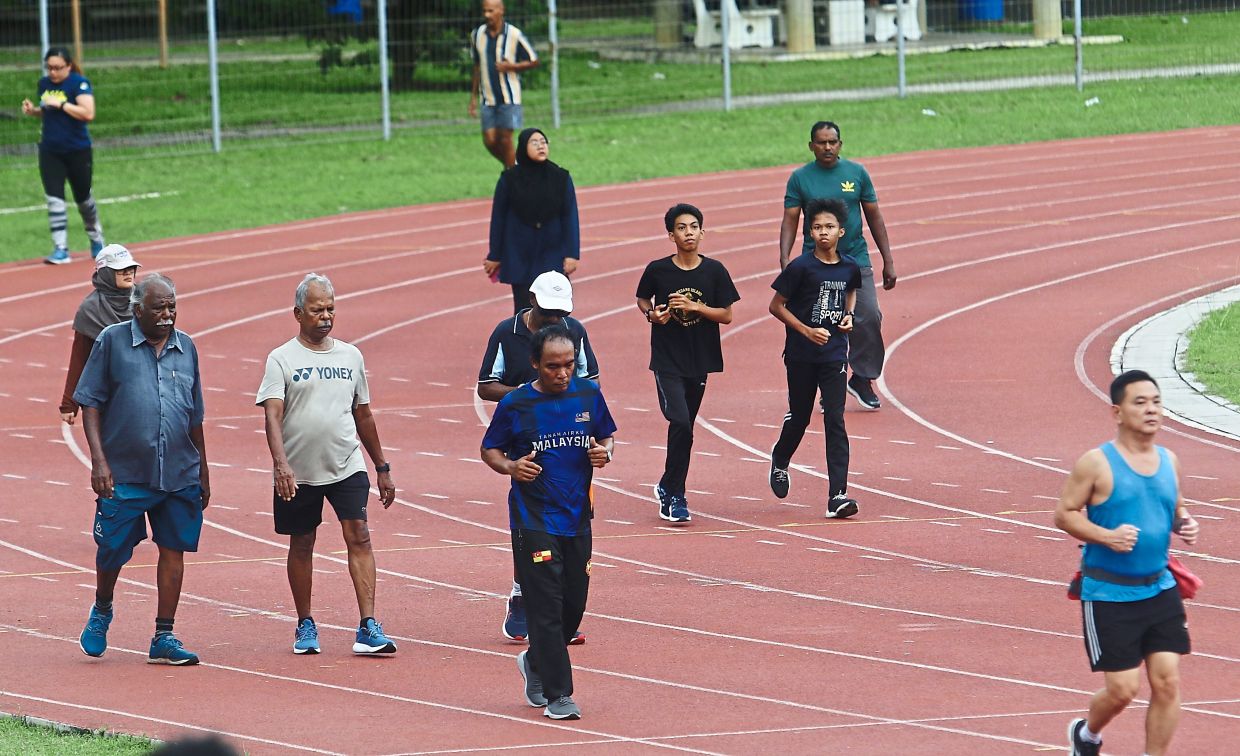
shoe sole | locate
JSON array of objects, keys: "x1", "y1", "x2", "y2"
[
  {"x1": 44, "y1": 257, "x2": 71, "y2": 265},
  {"x1": 516, "y1": 652, "x2": 547, "y2": 707},
  {"x1": 544, "y1": 708, "x2": 581, "y2": 720},
  {"x1": 658, "y1": 511, "x2": 691, "y2": 524},
  {"x1": 293, "y1": 645, "x2": 321, "y2": 655},
  {"x1": 568, "y1": 632, "x2": 585, "y2": 646},
  {"x1": 845, "y1": 384, "x2": 881, "y2": 410},
  {"x1": 827, "y1": 501, "x2": 859, "y2": 519},
  {"x1": 352, "y1": 642, "x2": 397, "y2": 654},
  {"x1": 79, "y1": 641, "x2": 104, "y2": 658},
  {"x1": 147, "y1": 656, "x2": 199, "y2": 666}
]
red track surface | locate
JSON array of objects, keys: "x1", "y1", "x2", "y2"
[{"x1": 1, "y1": 127, "x2": 1238, "y2": 755}]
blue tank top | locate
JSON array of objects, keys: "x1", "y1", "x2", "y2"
[{"x1": 1080, "y1": 441, "x2": 1177, "y2": 602}]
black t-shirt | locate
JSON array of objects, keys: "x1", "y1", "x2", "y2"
[
  {"x1": 478, "y1": 310, "x2": 599, "y2": 388},
  {"x1": 635, "y1": 255, "x2": 740, "y2": 377},
  {"x1": 771, "y1": 254, "x2": 861, "y2": 364}
]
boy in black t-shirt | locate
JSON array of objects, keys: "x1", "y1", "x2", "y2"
[
  {"x1": 768, "y1": 199, "x2": 862, "y2": 519},
  {"x1": 635, "y1": 204, "x2": 740, "y2": 523}
]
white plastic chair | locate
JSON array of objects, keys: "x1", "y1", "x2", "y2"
[{"x1": 865, "y1": 0, "x2": 922, "y2": 42}]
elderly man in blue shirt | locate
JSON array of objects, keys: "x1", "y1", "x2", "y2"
[{"x1": 73, "y1": 272, "x2": 210, "y2": 666}]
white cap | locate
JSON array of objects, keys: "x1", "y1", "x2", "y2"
[
  {"x1": 529, "y1": 271, "x2": 574, "y2": 313},
  {"x1": 94, "y1": 244, "x2": 142, "y2": 271}
]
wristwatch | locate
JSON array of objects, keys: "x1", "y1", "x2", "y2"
[{"x1": 375, "y1": 462, "x2": 391, "y2": 473}]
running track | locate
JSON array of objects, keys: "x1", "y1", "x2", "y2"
[{"x1": 1, "y1": 126, "x2": 1238, "y2": 755}]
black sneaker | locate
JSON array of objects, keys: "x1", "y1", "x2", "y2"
[
  {"x1": 826, "y1": 494, "x2": 859, "y2": 519},
  {"x1": 846, "y1": 375, "x2": 881, "y2": 410},
  {"x1": 769, "y1": 462, "x2": 790, "y2": 499},
  {"x1": 1068, "y1": 718, "x2": 1100, "y2": 756}
]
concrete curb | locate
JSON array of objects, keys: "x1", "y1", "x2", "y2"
[{"x1": 1110, "y1": 284, "x2": 1240, "y2": 442}]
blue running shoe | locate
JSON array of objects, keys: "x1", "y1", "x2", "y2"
[
  {"x1": 502, "y1": 595, "x2": 528, "y2": 641},
  {"x1": 89, "y1": 239, "x2": 105, "y2": 258},
  {"x1": 657, "y1": 485, "x2": 691, "y2": 524},
  {"x1": 293, "y1": 617, "x2": 320, "y2": 655},
  {"x1": 353, "y1": 618, "x2": 397, "y2": 655},
  {"x1": 45, "y1": 247, "x2": 70, "y2": 265},
  {"x1": 148, "y1": 632, "x2": 199, "y2": 665},
  {"x1": 79, "y1": 605, "x2": 113, "y2": 658}
]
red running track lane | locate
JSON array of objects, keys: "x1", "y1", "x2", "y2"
[{"x1": 1, "y1": 126, "x2": 1238, "y2": 755}]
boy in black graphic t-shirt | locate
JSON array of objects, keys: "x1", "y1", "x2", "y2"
[
  {"x1": 768, "y1": 199, "x2": 862, "y2": 519},
  {"x1": 635, "y1": 204, "x2": 740, "y2": 524}
]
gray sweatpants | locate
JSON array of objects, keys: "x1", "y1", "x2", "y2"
[{"x1": 849, "y1": 267, "x2": 884, "y2": 380}]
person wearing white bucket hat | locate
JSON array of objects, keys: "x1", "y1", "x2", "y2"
[{"x1": 59, "y1": 244, "x2": 141, "y2": 424}]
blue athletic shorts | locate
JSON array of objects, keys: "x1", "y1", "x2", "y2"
[
  {"x1": 481, "y1": 103, "x2": 523, "y2": 132},
  {"x1": 93, "y1": 484, "x2": 204, "y2": 571}
]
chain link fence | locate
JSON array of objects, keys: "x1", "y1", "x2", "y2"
[{"x1": 1, "y1": 0, "x2": 1236, "y2": 155}]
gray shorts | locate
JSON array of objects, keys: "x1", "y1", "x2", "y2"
[{"x1": 481, "y1": 103, "x2": 523, "y2": 132}]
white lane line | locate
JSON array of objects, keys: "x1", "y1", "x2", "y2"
[
  {"x1": 457, "y1": 457, "x2": 483, "y2": 464},
  {"x1": 9, "y1": 433, "x2": 33, "y2": 439},
  {"x1": 756, "y1": 540, "x2": 785, "y2": 546},
  {"x1": 390, "y1": 377, "x2": 411, "y2": 382},
  {"x1": 931, "y1": 482, "x2": 960, "y2": 488},
  {"x1": 740, "y1": 457, "x2": 766, "y2": 463},
  {"x1": 732, "y1": 495, "x2": 761, "y2": 501},
  {"x1": 709, "y1": 418, "x2": 735, "y2": 423},
  {"x1": 889, "y1": 439, "x2": 916, "y2": 445},
  {"x1": 36, "y1": 525, "x2": 63, "y2": 530},
  {"x1": 394, "y1": 533, "x2": 420, "y2": 539},
  {"x1": 0, "y1": 518, "x2": 18, "y2": 523},
  {"x1": 931, "y1": 522, "x2": 962, "y2": 528},
  {"x1": 859, "y1": 555, "x2": 892, "y2": 561},
  {"x1": 465, "y1": 500, "x2": 494, "y2": 506},
  {"x1": 982, "y1": 529, "x2": 1013, "y2": 535},
  {"x1": 439, "y1": 539, "x2": 467, "y2": 545},
  {"x1": 636, "y1": 570, "x2": 668, "y2": 576},
  {"x1": 936, "y1": 445, "x2": 962, "y2": 450},
  {"x1": 754, "y1": 423, "x2": 780, "y2": 429},
  {"x1": 687, "y1": 489, "x2": 713, "y2": 496},
  {"x1": 26, "y1": 397, "x2": 49, "y2": 403},
  {"x1": 694, "y1": 451, "x2": 721, "y2": 457},
  {"x1": 213, "y1": 505, "x2": 238, "y2": 511},
  {"x1": 422, "y1": 493, "x2": 449, "y2": 500},
  {"x1": 218, "y1": 424, "x2": 239, "y2": 430},
  {"x1": 1033, "y1": 495, "x2": 1058, "y2": 501},
  {"x1": 245, "y1": 468, "x2": 267, "y2": 474},
  {"x1": 884, "y1": 476, "x2": 911, "y2": 482},
  {"x1": 208, "y1": 462, "x2": 232, "y2": 468},
  {"x1": 1188, "y1": 475, "x2": 1219, "y2": 480},
  {"x1": 707, "y1": 534, "x2": 736, "y2": 539},
  {"x1": 437, "y1": 418, "x2": 463, "y2": 424},
  {"x1": 1032, "y1": 457, "x2": 1061, "y2": 463},
  {"x1": 1195, "y1": 514, "x2": 1225, "y2": 521},
  {"x1": 603, "y1": 519, "x2": 633, "y2": 526},
  {"x1": 1035, "y1": 535, "x2": 1065, "y2": 541},
  {"x1": 982, "y1": 488, "x2": 1009, "y2": 494},
  {"x1": 3, "y1": 474, "x2": 26, "y2": 479},
  {"x1": 849, "y1": 435, "x2": 871, "y2": 440},
  {"x1": 808, "y1": 547, "x2": 838, "y2": 553},
  {"x1": 782, "y1": 502, "x2": 811, "y2": 508},
  {"x1": 417, "y1": 451, "x2": 445, "y2": 457},
  {"x1": 880, "y1": 515, "x2": 910, "y2": 520},
  {"x1": 43, "y1": 480, "x2": 70, "y2": 487},
  {"x1": 625, "y1": 407, "x2": 651, "y2": 412},
  {"x1": 426, "y1": 382, "x2": 450, "y2": 387}
]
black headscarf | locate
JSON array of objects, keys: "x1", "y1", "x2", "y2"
[
  {"x1": 507, "y1": 127, "x2": 570, "y2": 227},
  {"x1": 72, "y1": 267, "x2": 132, "y2": 340}
]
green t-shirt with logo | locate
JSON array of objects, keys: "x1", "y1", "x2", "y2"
[{"x1": 784, "y1": 158, "x2": 878, "y2": 268}]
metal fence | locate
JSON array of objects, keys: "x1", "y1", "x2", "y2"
[{"x1": 1, "y1": 0, "x2": 1236, "y2": 155}]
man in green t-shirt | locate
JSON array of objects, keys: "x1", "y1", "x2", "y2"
[{"x1": 779, "y1": 121, "x2": 897, "y2": 411}]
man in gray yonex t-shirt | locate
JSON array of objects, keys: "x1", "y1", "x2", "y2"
[{"x1": 257, "y1": 273, "x2": 399, "y2": 657}]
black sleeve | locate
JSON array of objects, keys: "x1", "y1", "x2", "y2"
[
  {"x1": 477, "y1": 324, "x2": 506, "y2": 384},
  {"x1": 713, "y1": 260, "x2": 741, "y2": 307},
  {"x1": 635, "y1": 260, "x2": 659, "y2": 301}
]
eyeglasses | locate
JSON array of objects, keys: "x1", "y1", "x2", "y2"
[
  {"x1": 46, "y1": 63, "x2": 69, "y2": 71},
  {"x1": 527, "y1": 138, "x2": 548, "y2": 147}
]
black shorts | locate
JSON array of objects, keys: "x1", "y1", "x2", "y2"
[
  {"x1": 1082, "y1": 587, "x2": 1190, "y2": 672},
  {"x1": 274, "y1": 470, "x2": 370, "y2": 535}
]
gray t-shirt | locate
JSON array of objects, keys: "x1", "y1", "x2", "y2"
[{"x1": 256, "y1": 337, "x2": 370, "y2": 486}]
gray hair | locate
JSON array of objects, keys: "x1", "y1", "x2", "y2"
[
  {"x1": 295, "y1": 273, "x2": 334, "y2": 309},
  {"x1": 130, "y1": 272, "x2": 176, "y2": 313}
]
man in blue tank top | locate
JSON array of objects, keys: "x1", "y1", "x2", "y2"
[{"x1": 1054, "y1": 370, "x2": 1200, "y2": 756}]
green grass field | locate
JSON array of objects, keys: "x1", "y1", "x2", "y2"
[
  {"x1": 1184, "y1": 302, "x2": 1240, "y2": 406},
  {"x1": 0, "y1": 716, "x2": 152, "y2": 755},
  {"x1": 1, "y1": 72, "x2": 1237, "y2": 264}
]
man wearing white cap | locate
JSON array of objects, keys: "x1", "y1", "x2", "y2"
[
  {"x1": 60, "y1": 244, "x2": 141, "y2": 424},
  {"x1": 477, "y1": 270, "x2": 599, "y2": 643}
]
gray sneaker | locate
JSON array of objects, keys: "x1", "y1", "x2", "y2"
[
  {"x1": 516, "y1": 650, "x2": 546, "y2": 707},
  {"x1": 544, "y1": 695, "x2": 581, "y2": 720}
]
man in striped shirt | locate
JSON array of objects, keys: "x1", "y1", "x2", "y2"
[{"x1": 469, "y1": 0, "x2": 539, "y2": 168}]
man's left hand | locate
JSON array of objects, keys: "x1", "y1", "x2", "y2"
[
  {"x1": 562, "y1": 258, "x2": 578, "y2": 277},
  {"x1": 588, "y1": 437, "x2": 610, "y2": 469},
  {"x1": 377, "y1": 471, "x2": 396, "y2": 509},
  {"x1": 1176, "y1": 515, "x2": 1199, "y2": 545},
  {"x1": 882, "y1": 263, "x2": 897, "y2": 290},
  {"x1": 200, "y1": 475, "x2": 211, "y2": 510}
]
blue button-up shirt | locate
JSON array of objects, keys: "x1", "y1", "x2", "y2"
[{"x1": 74, "y1": 318, "x2": 206, "y2": 492}]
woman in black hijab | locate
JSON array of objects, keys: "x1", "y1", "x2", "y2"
[
  {"x1": 484, "y1": 128, "x2": 581, "y2": 314},
  {"x1": 59, "y1": 244, "x2": 140, "y2": 424}
]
